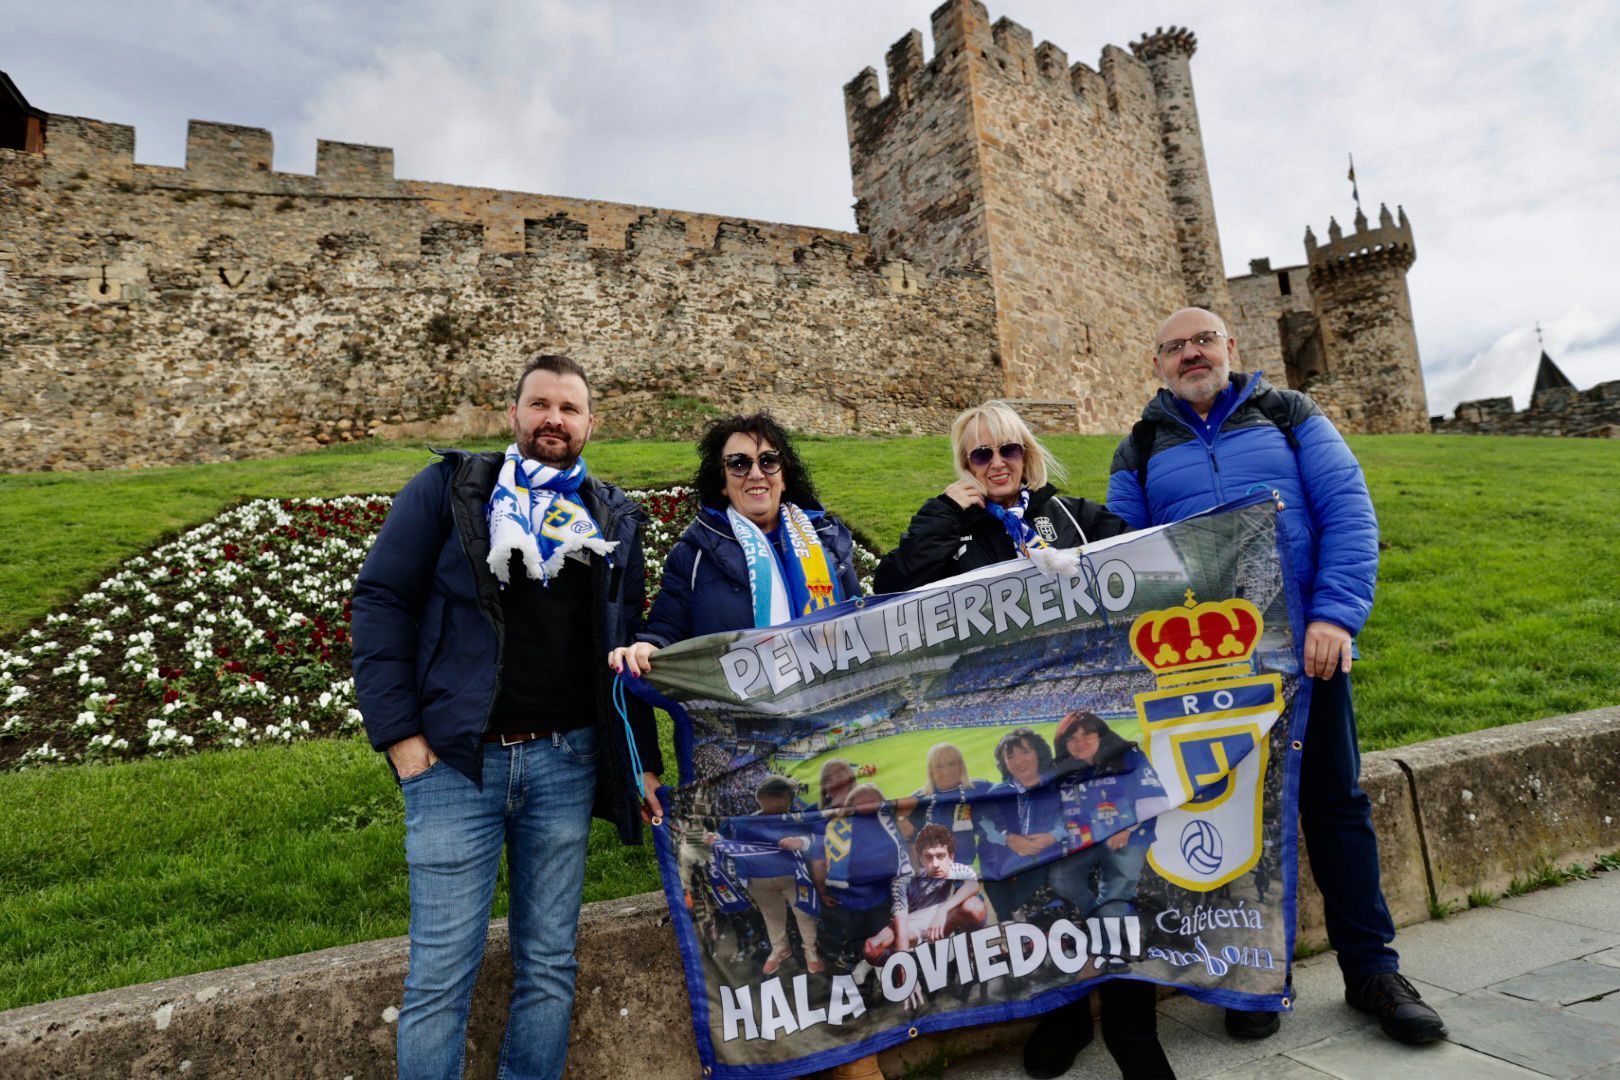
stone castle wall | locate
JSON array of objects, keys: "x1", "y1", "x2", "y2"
[
  {"x1": 0, "y1": 125, "x2": 1000, "y2": 470},
  {"x1": 846, "y1": 1, "x2": 1194, "y2": 434},
  {"x1": 1, "y1": 2, "x2": 1447, "y2": 470},
  {"x1": 1226, "y1": 259, "x2": 1313, "y2": 377},
  {"x1": 1431, "y1": 382, "x2": 1620, "y2": 438}
]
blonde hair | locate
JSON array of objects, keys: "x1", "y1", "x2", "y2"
[
  {"x1": 950, "y1": 400, "x2": 1067, "y2": 492},
  {"x1": 922, "y1": 743, "x2": 968, "y2": 795}
]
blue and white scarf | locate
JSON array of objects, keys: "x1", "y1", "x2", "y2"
[
  {"x1": 984, "y1": 487, "x2": 1079, "y2": 579},
  {"x1": 486, "y1": 445, "x2": 617, "y2": 585},
  {"x1": 726, "y1": 503, "x2": 842, "y2": 627}
]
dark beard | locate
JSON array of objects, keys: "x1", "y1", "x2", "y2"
[{"x1": 519, "y1": 431, "x2": 580, "y2": 469}]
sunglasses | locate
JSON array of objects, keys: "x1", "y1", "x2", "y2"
[
  {"x1": 723, "y1": 451, "x2": 784, "y2": 478},
  {"x1": 966, "y1": 443, "x2": 1025, "y2": 468}
]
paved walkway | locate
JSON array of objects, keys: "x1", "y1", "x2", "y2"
[{"x1": 946, "y1": 870, "x2": 1620, "y2": 1079}]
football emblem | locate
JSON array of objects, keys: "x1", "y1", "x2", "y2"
[
  {"x1": 1033, "y1": 516, "x2": 1058, "y2": 542},
  {"x1": 1179, "y1": 819, "x2": 1224, "y2": 875}
]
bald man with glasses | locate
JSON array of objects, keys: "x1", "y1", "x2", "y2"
[{"x1": 1106, "y1": 308, "x2": 1446, "y2": 1048}]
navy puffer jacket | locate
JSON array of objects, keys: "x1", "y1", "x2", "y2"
[
  {"x1": 351, "y1": 449, "x2": 662, "y2": 844},
  {"x1": 639, "y1": 507, "x2": 861, "y2": 647},
  {"x1": 1105, "y1": 372, "x2": 1379, "y2": 636}
]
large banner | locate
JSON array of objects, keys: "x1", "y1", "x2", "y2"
[{"x1": 630, "y1": 496, "x2": 1311, "y2": 1079}]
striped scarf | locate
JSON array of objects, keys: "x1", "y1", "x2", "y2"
[
  {"x1": 485, "y1": 445, "x2": 617, "y2": 585},
  {"x1": 727, "y1": 503, "x2": 841, "y2": 627}
]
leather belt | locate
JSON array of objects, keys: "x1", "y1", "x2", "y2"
[{"x1": 482, "y1": 731, "x2": 551, "y2": 746}]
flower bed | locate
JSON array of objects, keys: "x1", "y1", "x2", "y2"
[{"x1": 0, "y1": 488, "x2": 879, "y2": 770}]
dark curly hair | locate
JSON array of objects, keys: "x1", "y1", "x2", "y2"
[
  {"x1": 993, "y1": 727, "x2": 1054, "y2": 784},
  {"x1": 1053, "y1": 710, "x2": 1138, "y2": 777},
  {"x1": 692, "y1": 413, "x2": 820, "y2": 512}
]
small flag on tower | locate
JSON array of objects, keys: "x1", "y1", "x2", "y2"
[{"x1": 1347, "y1": 153, "x2": 1361, "y2": 212}]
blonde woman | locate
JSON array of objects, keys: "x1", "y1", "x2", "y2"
[
  {"x1": 901, "y1": 743, "x2": 992, "y2": 873},
  {"x1": 874, "y1": 400, "x2": 1127, "y2": 593}
]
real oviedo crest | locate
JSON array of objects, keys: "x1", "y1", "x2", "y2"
[{"x1": 1129, "y1": 591, "x2": 1281, "y2": 891}]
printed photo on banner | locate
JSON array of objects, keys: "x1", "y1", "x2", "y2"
[{"x1": 628, "y1": 497, "x2": 1309, "y2": 1079}]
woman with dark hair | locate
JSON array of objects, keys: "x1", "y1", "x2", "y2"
[
  {"x1": 609, "y1": 415, "x2": 880, "y2": 1079},
  {"x1": 1049, "y1": 711, "x2": 1170, "y2": 919},
  {"x1": 608, "y1": 412, "x2": 860, "y2": 662},
  {"x1": 977, "y1": 727, "x2": 1065, "y2": 920}
]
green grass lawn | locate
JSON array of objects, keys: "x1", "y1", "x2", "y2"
[{"x1": 1, "y1": 431, "x2": 1616, "y2": 1009}]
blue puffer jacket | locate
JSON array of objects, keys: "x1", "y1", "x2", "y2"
[
  {"x1": 638, "y1": 506, "x2": 862, "y2": 647},
  {"x1": 351, "y1": 449, "x2": 662, "y2": 844},
  {"x1": 1105, "y1": 372, "x2": 1379, "y2": 636}
]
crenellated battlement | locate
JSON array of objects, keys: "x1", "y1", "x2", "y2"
[
  {"x1": 315, "y1": 140, "x2": 394, "y2": 185},
  {"x1": 1306, "y1": 203, "x2": 1416, "y2": 279},
  {"x1": 843, "y1": 0, "x2": 1161, "y2": 138},
  {"x1": 185, "y1": 120, "x2": 273, "y2": 180},
  {"x1": 1130, "y1": 26, "x2": 1198, "y2": 63}
]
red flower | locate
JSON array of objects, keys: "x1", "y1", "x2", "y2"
[
  {"x1": 224, "y1": 660, "x2": 244, "y2": 673},
  {"x1": 215, "y1": 645, "x2": 231, "y2": 659},
  {"x1": 163, "y1": 688, "x2": 180, "y2": 704},
  {"x1": 249, "y1": 672, "x2": 265, "y2": 683},
  {"x1": 319, "y1": 646, "x2": 333, "y2": 661}
]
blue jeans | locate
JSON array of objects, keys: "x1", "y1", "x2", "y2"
[
  {"x1": 1050, "y1": 839, "x2": 1149, "y2": 917},
  {"x1": 396, "y1": 730, "x2": 598, "y2": 1080},
  {"x1": 1300, "y1": 671, "x2": 1399, "y2": 976}
]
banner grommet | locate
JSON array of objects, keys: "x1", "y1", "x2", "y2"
[
  {"x1": 908, "y1": 1026, "x2": 919, "y2": 1038},
  {"x1": 1291, "y1": 740, "x2": 1303, "y2": 751}
]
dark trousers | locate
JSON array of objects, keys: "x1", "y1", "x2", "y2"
[{"x1": 1299, "y1": 671, "x2": 1399, "y2": 976}]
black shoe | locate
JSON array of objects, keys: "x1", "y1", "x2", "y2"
[
  {"x1": 1224, "y1": 1008, "x2": 1280, "y2": 1039},
  {"x1": 1023, "y1": 997, "x2": 1094, "y2": 1079},
  {"x1": 1345, "y1": 972, "x2": 1447, "y2": 1044}
]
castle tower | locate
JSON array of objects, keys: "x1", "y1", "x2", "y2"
[
  {"x1": 1129, "y1": 28, "x2": 1232, "y2": 317},
  {"x1": 845, "y1": 1, "x2": 1211, "y2": 433},
  {"x1": 1302, "y1": 203, "x2": 1429, "y2": 433}
]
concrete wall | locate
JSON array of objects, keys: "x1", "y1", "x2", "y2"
[{"x1": 3, "y1": 707, "x2": 1614, "y2": 1078}]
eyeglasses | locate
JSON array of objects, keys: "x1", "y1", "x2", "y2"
[
  {"x1": 723, "y1": 451, "x2": 784, "y2": 478},
  {"x1": 1154, "y1": 330, "x2": 1226, "y2": 360},
  {"x1": 967, "y1": 443, "x2": 1025, "y2": 468}
]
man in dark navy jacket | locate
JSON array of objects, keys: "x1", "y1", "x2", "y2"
[
  {"x1": 352, "y1": 354, "x2": 662, "y2": 1080},
  {"x1": 1107, "y1": 308, "x2": 1445, "y2": 1047}
]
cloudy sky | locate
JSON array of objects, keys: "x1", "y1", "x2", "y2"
[{"x1": 11, "y1": 0, "x2": 1617, "y2": 415}]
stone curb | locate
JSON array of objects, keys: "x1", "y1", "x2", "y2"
[{"x1": 2, "y1": 707, "x2": 1615, "y2": 1078}]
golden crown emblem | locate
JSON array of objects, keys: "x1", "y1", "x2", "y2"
[{"x1": 1129, "y1": 590, "x2": 1263, "y2": 679}]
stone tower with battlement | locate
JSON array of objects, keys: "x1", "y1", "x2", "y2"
[
  {"x1": 1129, "y1": 27, "x2": 1231, "y2": 315},
  {"x1": 846, "y1": 2, "x2": 1227, "y2": 432},
  {"x1": 1227, "y1": 201, "x2": 1428, "y2": 434},
  {"x1": 1303, "y1": 205, "x2": 1428, "y2": 432}
]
